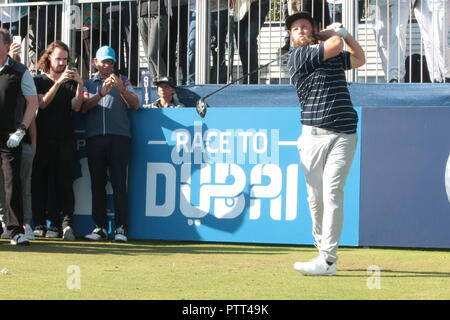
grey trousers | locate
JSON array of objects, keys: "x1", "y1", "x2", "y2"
[
  {"x1": 139, "y1": 14, "x2": 168, "y2": 79},
  {"x1": 298, "y1": 125, "x2": 357, "y2": 263}
]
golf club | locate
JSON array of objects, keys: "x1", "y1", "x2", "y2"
[{"x1": 196, "y1": 52, "x2": 289, "y2": 118}]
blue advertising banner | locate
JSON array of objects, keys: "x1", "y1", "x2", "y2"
[
  {"x1": 126, "y1": 107, "x2": 361, "y2": 245},
  {"x1": 69, "y1": 83, "x2": 449, "y2": 248},
  {"x1": 360, "y1": 107, "x2": 450, "y2": 248}
]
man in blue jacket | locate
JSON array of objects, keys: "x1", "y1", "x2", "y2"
[{"x1": 82, "y1": 46, "x2": 139, "y2": 243}]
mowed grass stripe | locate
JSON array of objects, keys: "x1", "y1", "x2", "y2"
[{"x1": 0, "y1": 239, "x2": 449, "y2": 300}]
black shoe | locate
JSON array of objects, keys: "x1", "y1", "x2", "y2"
[{"x1": 389, "y1": 79, "x2": 398, "y2": 83}]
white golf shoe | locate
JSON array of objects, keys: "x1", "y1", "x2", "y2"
[{"x1": 293, "y1": 256, "x2": 336, "y2": 276}]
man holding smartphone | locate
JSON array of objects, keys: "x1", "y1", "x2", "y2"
[
  {"x1": 0, "y1": 28, "x2": 39, "y2": 245},
  {"x1": 0, "y1": 35, "x2": 38, "y2": 241},
  {"x1": 82, "y1": 46, "x2": 139, "y2": 243},
  {"x1": 31, "y1": 40, "x2": 84, "y2": 241}
]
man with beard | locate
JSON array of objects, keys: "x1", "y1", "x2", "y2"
[
  {"x1": 32, "y1": 40, "x2": 84, "y2": 241},
  {"x1": 82, "y1": 46, "x2": 139, "y2": 243},
  {"x1": 286, "y1": 12, "x2": 365, "y2": 276}
]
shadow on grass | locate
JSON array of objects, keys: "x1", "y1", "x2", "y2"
[
  {"x1": 0, "y1": 238, "x2": 323, "y2": 257},
  {"x1": 339, "y1": 269, "x2": 450, "y2": 278}
]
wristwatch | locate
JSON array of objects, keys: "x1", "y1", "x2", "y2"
[{"x1": 17, "y1": 124, "x2": 27, "y2": 132}]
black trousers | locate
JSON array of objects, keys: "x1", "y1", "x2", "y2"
[
  {"x1": 167, "y1": 4, "x2": 189, "y2": 83},
  {"x1": 106, "y1": 2, "x2": 139, "y2": 85},
  {"x1": 31, "y1": 140, "x2": 75, "y2": 229},
  {"x1": 0, "y1": 139, "x2": 24, "y2": 237},
  {"x1": 236, "y1": 0, "x2": 271, "y2": 84},
  {"x1": 87, "y1": 135, "x2": 130, "y2": 230}
]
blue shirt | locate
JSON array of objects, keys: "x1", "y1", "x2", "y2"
[
  {"x1": 83, "y1": 74, "x2": 136, "y2": 138},
  {"x1": 288, "y1": 42, "x2": 357, "y2": 134}
]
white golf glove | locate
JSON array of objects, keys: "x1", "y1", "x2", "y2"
[
  {"x1": 7, "y1": 129, "x2": 26, "y2": 148},
  {"x1": 329, "y1": 23, "x2": 348, "y2": 39}
]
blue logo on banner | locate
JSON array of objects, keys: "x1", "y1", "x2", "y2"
[{"x1": 127, "y1": 107, "x2": 361, "y2": 245}]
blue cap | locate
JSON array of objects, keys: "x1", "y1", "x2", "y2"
[{"x1": 95, "y1": 46, "x2": 116, "y2": 62}]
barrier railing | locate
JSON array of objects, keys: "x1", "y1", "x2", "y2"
[{"x1": 0, "y1": 0, "x2": 448, "y2": 85}]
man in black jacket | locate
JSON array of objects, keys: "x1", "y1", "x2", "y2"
[{"x1": 0, "y1": 28, "x2": 39, "y2": 245}]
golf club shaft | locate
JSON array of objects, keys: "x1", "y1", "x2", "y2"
[{"x1": 202, "y1": 53, "x2": 289, "y2": 100}]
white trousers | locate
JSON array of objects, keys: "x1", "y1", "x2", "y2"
[
  {"x1": 372, "y1": 0, "x2": 412, "y2": 82},
  {"x1": 298, "y1": 125, "x2": 357, "y2": 263},
  {"x1": 414, "y1": 0, "x2": 450, "y2": 82}
]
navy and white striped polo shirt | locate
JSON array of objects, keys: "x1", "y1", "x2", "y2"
[{"x1": 288, "y1": 42, "x2": 358, "y2": 134}]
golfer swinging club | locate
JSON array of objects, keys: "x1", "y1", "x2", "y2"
[{"x1": 287, "y1": 12, "x2": 365, "y2": 276}]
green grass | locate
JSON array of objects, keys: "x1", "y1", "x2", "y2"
[{"x1": 1, "y1": 239, "x2": 449, "y2": 300}]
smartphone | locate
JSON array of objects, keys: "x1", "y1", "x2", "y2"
[
  {"x1": 68, "y1": 61, "x2": 77, "y2": 71},
  {"x1": 13, "y1": 36, "x2": 21, "y2": 45}
]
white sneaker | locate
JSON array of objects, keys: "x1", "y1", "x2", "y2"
[
  {"x1": 114, "y1": 226, "x2": 127, "y2": 243},
  {"x1": 45, "y1": 227, "x2": 60, "y2": 238},
  {"x1": 11, "y1": 233, "x2": 30, "y2": 246},
  {"x1": 33, "y1": 225, "x2": 46, "y2": 237},
  {"x1": 1, "y1": 222, "x2": 8, "y2": 239},
  {"x1": 24, "y1": 224, "x2": 35, "y2": 240},
  {"x1": 62, "y1": 226, "x2": 76, "y2": 241},
  {"x1": 293, "y1": 256, "x2": 336, "y2": 276},
  {"x1": 85, "y1": 228, "x2": 108, "y2": 241}
]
